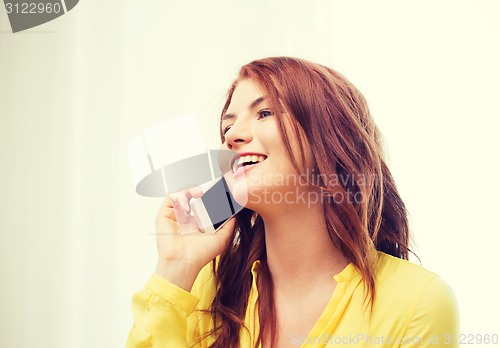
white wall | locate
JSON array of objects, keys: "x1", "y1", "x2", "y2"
[
  {"x1": 330, "y1": 2, "x2": 500, "y2": 342},
  {"x1": 0, "y1": 1, "x2": 498, "y2": 347}
]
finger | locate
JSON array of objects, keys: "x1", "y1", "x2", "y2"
[
  {"x1": 173, "y1": 205, "x2": 192, "y2": 224},
  {"x1": 161, "y1": 194, "x2": 174, "y2": 209},
  {"x1": 158, "y1": 195, "x2": 177, "y2": 222},
  {"x1": 155, "y1": 208, "x2": 180, "y2": 236},
  {"x1": 157, "y1": 204, "x2": 177, "y2": 223},
  {"x1": 165, "y1": 209, "x2": 178, "y2": 221},
  {"x1": 170, "y1": 191, "x2": 191, "y2": 212},
  {"x1": 155, "y1": 215, "x2": 180, "y2": 235},
  {"x1": 188, "y1": 186, "x2": 204, "y2": 198}
]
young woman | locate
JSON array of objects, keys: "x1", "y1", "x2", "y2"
[{"x1": 126, "y1": 57, "x2": 458, "y2": 348}]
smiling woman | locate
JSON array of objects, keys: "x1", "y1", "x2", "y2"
[{"x1": 126, "y1": 57, "x2": 459, "y2": 348}]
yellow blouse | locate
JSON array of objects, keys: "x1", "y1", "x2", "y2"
[{"x1": 126, "y1": 251, "x2": 459, "y2": 347}]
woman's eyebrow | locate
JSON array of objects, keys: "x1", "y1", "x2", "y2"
[
  {"x1": 249, "y1": 96, "x2": 266, "y2": 109},
  {"x1": 221, "y1": 113, "x2": 235, "y2": 121},
  {"x1": 222, "y1": 96, "x2": 266, "y2": 121}
]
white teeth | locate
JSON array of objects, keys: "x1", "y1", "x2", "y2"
[{"x1": 232, "y1": 154, "x2": 267, "y2": 172}]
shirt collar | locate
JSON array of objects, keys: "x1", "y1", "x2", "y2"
[{"x1": 249, "y1": 258, "x2": 361, "y2": 285}]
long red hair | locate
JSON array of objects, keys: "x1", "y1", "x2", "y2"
[{"x1": 197, "y1": 57, "x2": 411, "y2": 348}]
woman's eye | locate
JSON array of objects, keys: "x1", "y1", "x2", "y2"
[
  {"x1": 258, "y1": 109, "x2": 274, "y2": 119},
  {"x1": 222, "y1": 125, "x2": 232, "y2": 135}
]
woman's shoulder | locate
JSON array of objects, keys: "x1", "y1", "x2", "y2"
[
  {"x1": 375, "y1": 251, "x2": 439, "y2": 284},
  {"x1": 373, "y1": 251, "x2": 458, "y2": 319},
  {"x1": 371, "y1": 251, "x2": 459, "y2": 340}
]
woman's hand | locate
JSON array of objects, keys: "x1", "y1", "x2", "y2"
[{"x1": 154, "y1": 187, "x2": 235, "y2": 291}]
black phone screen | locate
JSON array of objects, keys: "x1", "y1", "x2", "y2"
[{"x1": 200, "y1": 177, "x2": 243, "y2": 230}]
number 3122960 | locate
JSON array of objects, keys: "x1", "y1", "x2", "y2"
[
  {"x1": 5, "y1": 2, "x2": 62, "y2": 14},
  {"x1": 443, "y1": 333, "x2": 498, "y2": 345}
]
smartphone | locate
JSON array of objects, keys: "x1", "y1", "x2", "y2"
[{"x1": 190, "y1": 176, "x2": 243, "y2": 233}]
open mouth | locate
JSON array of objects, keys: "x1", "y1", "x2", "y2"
[{"x1": 232, "y1": 154, "x2": 268, "y2": 173}]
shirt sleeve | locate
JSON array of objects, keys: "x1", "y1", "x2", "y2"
[
  {"x1": 403, "y1": 275, "x2": 460, "y2": 347},
  {"x1": 125, "y1": 263, "x2": 216, "y2": 348}
]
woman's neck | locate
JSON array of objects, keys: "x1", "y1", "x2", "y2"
[{"x1": 258, "y1": 200, "x2": 349, "y2": 297}]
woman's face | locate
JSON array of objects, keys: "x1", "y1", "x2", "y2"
[{"x1": 221, "y1": 79, "x2": 312, "y2": 210}]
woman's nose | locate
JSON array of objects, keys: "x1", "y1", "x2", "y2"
[{"x1": 224, "y1": 120, "x2": 253, "y2": 149}]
